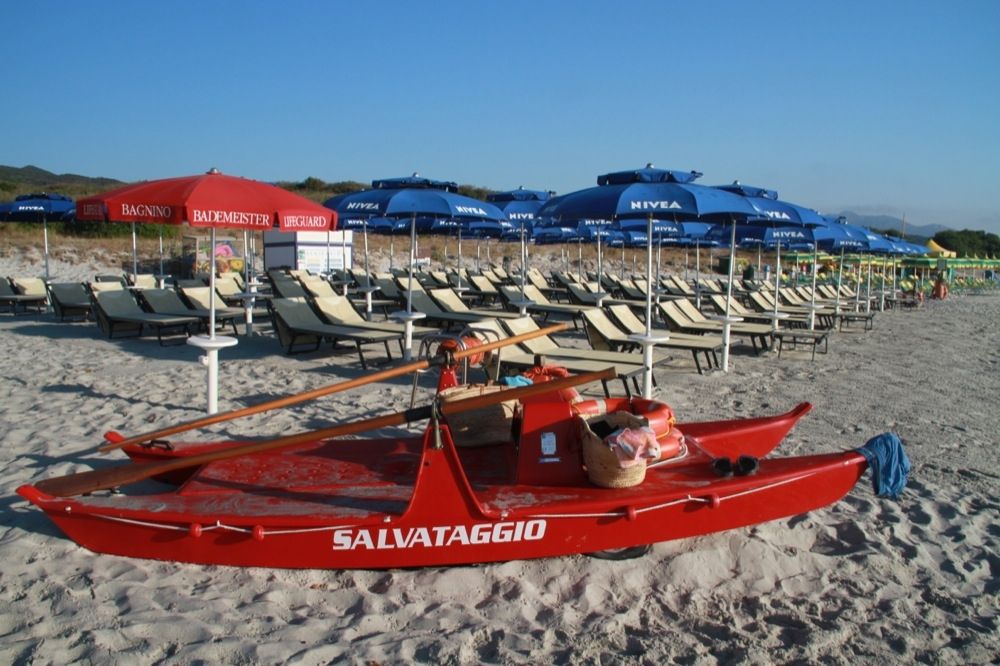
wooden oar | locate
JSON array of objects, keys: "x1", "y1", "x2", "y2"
[
  {"x1": 98, "y1": 321, "x2": 571, "y2": 452},
  {"x1": 36, "y1": 367, "x2": 614, "y2": 498}
]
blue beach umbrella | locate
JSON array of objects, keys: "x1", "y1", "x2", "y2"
[
  {"x1": 325, "y1": 175, "x2": 504, "y2": 358},
  {"x1": 0, "y1": 192, "x2": 75, "y2": 281},
  {"x1": 487, "y1": 187, "x2": 553, "y2": 240},
  {"x1": 539, "y1": 164, "x2": 760, "y2": 386}
]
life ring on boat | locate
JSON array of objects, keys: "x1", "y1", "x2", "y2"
[
  {"x1": 521, "y1": 365, "x2": 579, "y2": 402},
  {"x1": 571, "y1": 397, "x2": 676, "y2": 440},
  {"x1": 436, "y1": 335, "x2": 486, "y2": 366}
]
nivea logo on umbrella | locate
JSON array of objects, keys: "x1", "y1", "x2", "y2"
[
  {"x1": 630, "y1": 201, "x2": 682, "y2": 210},
  {"x1": 15, "y1": 205, "x2": 45, "y2": 211},
  {"x1": 122, "y1": 203, "x2": 172, "y2": 219},
  {"x1": 455, "y1": 206, "x2": 488, "y2": 216},
  {"x1": 192, "y1": 209, "x2": 272, "y2": 227},
  {"x1": 346, "y1": 202, "x2": 380, "y2": 211},
  {"x1": 763, "y1": 211, "x2": 792, "y2": 220},
  {"x1": 773, "y1": 229, "x2": 806, "y2": 239},
  {"x1": 509, "y1": 213, "x2": 535, "y2": 220}
]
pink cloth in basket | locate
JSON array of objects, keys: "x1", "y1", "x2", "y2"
[{"x1": 607, "y1": 427, "x2": 661, "y2": 468}]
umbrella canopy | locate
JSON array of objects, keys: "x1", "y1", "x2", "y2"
[
  {"x1": 713, "y1": 182, "x2": 829, "y2": 227},
  {"x1": 487, "y1": 187, "x2": 553, "y2": 240},
  {"x1": 324, "y1": 175, "x2": 503, "y2": 225},
  {"x1": 76, "y1": 170, "x2": 335, "y2": 232},
  {"x1": 0, "y1": 192, "x2": 76, "y2": 281},
  {"x1": 0, "y1": 192, "x2": 75, "y2": 221},
  {"x1": 537, "y1": 166, "x2": 757, "y2": 222}
]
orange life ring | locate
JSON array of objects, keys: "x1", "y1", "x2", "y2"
[
  {"x1": 521, "y1": 365, "x2": 579, "y2": 402},
  {"x1": 436, "y1": 335, "x2": 486, "y2": 366},
  {"x1": 571, "y1": 397, "x2": 676, "y2": 440}
]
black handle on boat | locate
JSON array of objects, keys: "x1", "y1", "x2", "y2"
[
  {"x1": 98, "y1": 321, "x2": 571, "y2": 453},
  {"x1": 35, "y1": 367, "x2": 616, "y2": 498}
]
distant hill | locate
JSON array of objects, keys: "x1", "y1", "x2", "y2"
[
  {"x1": 0, "y1": 165, "x2": 123, "y2": 199},
  {"x1": 836, "y1": 210, "x2": 947, "y2": 242}
]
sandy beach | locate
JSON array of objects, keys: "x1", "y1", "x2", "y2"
[{"x1": 1, "y1": 254, "x2": 998, "y2": 664}]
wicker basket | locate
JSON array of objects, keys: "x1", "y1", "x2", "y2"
[
  {"x1": 439, "y1": 384, "x2": 517, "y2": 448},
  {"x1": 580, "y1": 411, "x2": 650, "y2": 488}
]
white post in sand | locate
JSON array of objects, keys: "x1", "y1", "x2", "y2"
[
  {"x1": 629, "y1": 214, "x2": 669, "y2": 397},
  {"x1": 187, "y1": 226, "x2": 237, "y2": 414}
]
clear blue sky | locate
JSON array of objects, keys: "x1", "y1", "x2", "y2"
[{"x1": 3, "y1": 1, "x2": 998, "y2": 233}]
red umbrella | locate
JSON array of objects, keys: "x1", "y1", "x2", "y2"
[{"x1": 77, "y1": 168, "x2": 337, "y2": 413}]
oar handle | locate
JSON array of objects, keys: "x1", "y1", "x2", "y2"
[
  {"x1": 36, "y1": 367, "x2": 614, "y2": 498},
  {"x1": 98, "y1": 321, "x2": 571, "y2": 452}
]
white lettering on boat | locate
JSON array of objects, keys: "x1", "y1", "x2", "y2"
[
  {"x1": 121, "y1": 203, "x2": 173, "y2": 219},
  {"x1": 191, "y1": 209, "x2": 272, "y2": 227},
  {"x1": 630, "y1": 200, "x2": 682, "y2": 210},
  {"x1": 332, "y1": 520, "x2": 546, "y2": 551}
]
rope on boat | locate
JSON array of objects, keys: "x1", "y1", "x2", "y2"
[
  {"x1": 526, "y1": 470, "x2": 820, "y2": 520},
  {"x1": 84, "y1": 514, "x2": 350, "y2": 537}
]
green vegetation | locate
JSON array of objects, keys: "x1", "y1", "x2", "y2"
[{"x1": 933, "y1": 229, "x2": 1000, "y2": 257}]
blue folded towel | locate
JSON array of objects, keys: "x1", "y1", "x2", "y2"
[
  {"x1": 499, "y1": 375, "x2": 533, "y2": 387},
  {"x1": 856, "y1": 432, "x2": 910, "y2": 499}
]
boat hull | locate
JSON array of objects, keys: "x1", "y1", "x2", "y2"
[{"x1": 17, "y1": 440, "x2": 865, "y2": 569}]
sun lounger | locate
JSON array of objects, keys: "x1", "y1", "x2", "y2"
[
  {"x1": 405, "y1": 290, "x2": 495, "y2": 329},
  {"x1": 267, "y1": 297, "x2": 402, "y2": 368},
  {"x1": 498, "y1": 284, "x2": 593, "y2": 328},
  {"x1": 126, "y1": 273, "x2": 157, "y2": 289},
  {"x1": 499, "y1": 316, "x2": 667, "y2": 392},
  {"x1": 91, "y1": 290, "x2": 199, "y2": 345},
  {"x1": 667, "y1": 299, "x2": 773, "y2": 354},
  {"x1": 708, "y1": 294, "x2": 810, "y2": 329},
  {"x1": 467, "y1": 319, "x2": 641, "y2": 397},
  {"x1": 5, "y1": 277, "x2": 49, "y2": 314},
  {"x1": 311, "y1": 295, "x2": 437, "y2": 337},
  {"x1": 179, "y1": 287, "x2": 246, "y2": 319},
  {"x1": 141, "y1": 288, "x2": 240, "y2": 336},
  {"x1": 47, "y1": 282, "x2": 92, "y2": 321},
  {"x1": 605, "y1": 304, "x2": 724, "y2": 374},
  {"x1": 428, "y1": 287, "x2": 523, "y2": 320}
]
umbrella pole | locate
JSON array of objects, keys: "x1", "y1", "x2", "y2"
[
  {"x1": 835, "y1": 247, "x2": 845, "y2": 312},
  {"x1": 476, "y1": 238, "x2": 481, "y2": 273},
  {"x1": 456, "y1": 229, "x2": 463, "y2": 289},
  {"x1": 186, "y1": 226, "x2": 238, "y2": 416},
  {"x1": 341, "y1": 230, "x2": 349, "y2": 295},
  {"x1": 655, "y1": 232, "x2": 662, "y2": 296},
  {"x1": 577, "y1": 237, "x2": 582, "y2": 276},
  {"x1": 362, "y1": 220, "x2": 373, "y2": 320},
  {"x1": 627, "y1": 214, "x2": 666, "y2": 398},
  {"x1": 326, "y1": 230, "x2": 332, "y2": 279},
  {"x1": 43, "y1": 216, "x2": 50, "y2": 283},
  {"x1": 695, "y1": 239, "x2": 701, "y2": 310},
  {"x1": 159, "y1": 228, "x2": 165, "y2": 288},
  {"x1": 242, "y1": 230, "x2": 254, "y2": 336},
  {"x1": 517, "y1": 222, "x2": 528, "y2": 315},
  {"x1": 720, "y1": 219, "x2": 737, "y2": 372},
  {"x1": 389, "y1": 237, "x2": 394, "y2": 272},
  {"x1": 808, "y1": 242, "x2": 819, "y2": 330},
  {"x1": 390, "y1": 213, "x2": 426, "y2": 361},
  {"x1": 621, "y1": 243, "x2": 625, "y2": 279},
  {"x1": 131, "y1": 222, "x2": 138, "y2": 280},
  {"x1": 773, "y1": 241, "x2": 782, "y2": 328}
]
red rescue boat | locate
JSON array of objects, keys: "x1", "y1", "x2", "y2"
[{"x1": 16, "y1": 327, "x2": 897, "y2": 570}]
